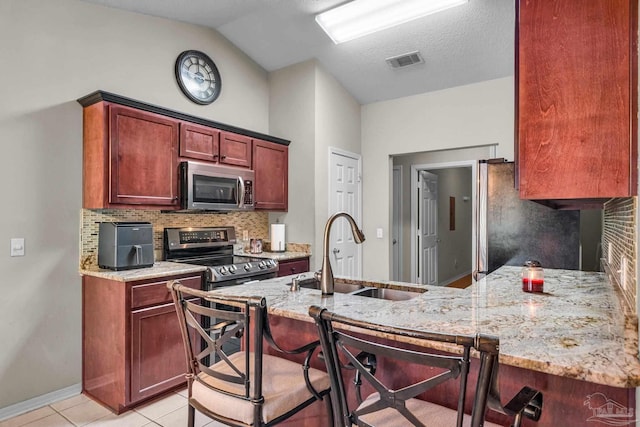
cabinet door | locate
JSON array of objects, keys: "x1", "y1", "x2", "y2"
[
  {"x1": 179, "y1": 122, "x2": 220, "y2": 162},
  {"x1": 109, "y1": 105, "x2": 179, "y2": 206},
  {"x1": 253, "y1": 139, "x2": 289, "y2": 211},
  {"x1": 517, "y1": 0, "x2": 637, "y2": 200},
  {"x1": 277, "y1": 258, "x2": 309, "y2": 277},
  {"x1": 219, "y1": 132, "x2": 252, "y2": 168},
  {"x1": 130, "y1": 301, "x2": 194, "y2": 403}
]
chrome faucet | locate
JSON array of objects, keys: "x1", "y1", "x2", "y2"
[{"x1": 319, "y1": 212, "x2": 366, "y2": 295}]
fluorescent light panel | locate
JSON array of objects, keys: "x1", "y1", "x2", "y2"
[{"x1": 316, "y1": 0, "x2": 468, "y2": 44}]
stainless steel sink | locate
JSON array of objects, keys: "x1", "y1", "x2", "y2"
[
  {"x1": 293, "y1": 278, "x2": 365, "y2": 293},
  {"x1": 350, "y1": 287, "x2": 426, "y2": 301},
  {"x1": 287, "y1": 277, "x2": 424, "y2": 300}
]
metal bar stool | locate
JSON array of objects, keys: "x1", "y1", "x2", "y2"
[
  {"x1": 309, "y1": 305, "x2": 542, "y2": 427},
  {"x1": 168, "y1": 281, "x2": 332, "y2": 427}
]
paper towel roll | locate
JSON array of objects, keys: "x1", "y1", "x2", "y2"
[{"x1": 270, "y1": 224, "x2": 286, "y2": 252}]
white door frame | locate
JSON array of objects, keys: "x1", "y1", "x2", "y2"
[
  {"x1": 410, "y1": 160, "x2": 478, "y2": 284},
  {"x1": 392, "y1": 165, "x2": 403, "y2": 281},
  {"x1": 328, "y1": 147, "x2": 363, "y2": 279}
]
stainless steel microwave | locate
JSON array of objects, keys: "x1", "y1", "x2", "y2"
[{"x1": 180, "y1": 161, "x2": 254, "y2": 211}]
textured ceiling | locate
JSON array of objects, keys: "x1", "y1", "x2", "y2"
[{"x1": 79, "y1": 0, "x2": 515, "y2": 104}]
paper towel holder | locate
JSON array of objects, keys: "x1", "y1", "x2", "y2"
[{"x1": 270, "y1": 223, "x2": 286, "y2": 252}]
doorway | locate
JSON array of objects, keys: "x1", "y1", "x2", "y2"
[
  {"x1": 329, "y1": 148, "x2": 363, "y2": 279},
  {"x1": 391, "y1": 145, "x2": 496, "y2": 284},
  {"x1": 411, "y1": 162, "x2": 476, "y2": 285}
]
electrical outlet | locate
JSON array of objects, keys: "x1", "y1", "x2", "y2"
[
  {"x1": 10, "y1": 238, "x2": 25, "y2": 257},
  {"x1": 620, "y1": 256, "x2": 628, "y2": 290}
]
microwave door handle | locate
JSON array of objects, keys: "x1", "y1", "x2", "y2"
[{"x1": 238, "y1": 177, "x2": 245, "y2": 209}]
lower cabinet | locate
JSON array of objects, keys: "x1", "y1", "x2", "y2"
[
  {"x1": 276, "y1": 257, "x2": 310, "y2": 277},
  {"x1": 82, "y1": 272, "x2": 203, "y2": 413}
]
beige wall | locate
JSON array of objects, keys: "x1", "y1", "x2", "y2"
[
  {"x1": 0, "y1": 0, "x2": 269, "y2": 412},
  {"x1": 269, "y1": 61, "x2": 317, "y2": 258},
  {"x1": 269, "y1": 60, "x2": 361, "y2": 271},
  {"x1": 313, "y1": 65, "x2": 362, "y2": 271},
  {"x1": 361, "y1": 77, "x2": 515, "y2": 280}
]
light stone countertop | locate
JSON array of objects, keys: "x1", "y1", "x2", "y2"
[
  {"x1": 234, "y1": 250, "x2": 311, "y2": 261},
  {"x1": 202, "y1": 266, "x2": 640, "y2": 388},
  {"x1": 79, "y1": 261, "x2": 207, "y2": 282}
]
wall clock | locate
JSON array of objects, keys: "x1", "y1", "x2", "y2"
[{"x1": 175, "y1": 50, "x2": 221, "y2": 105}]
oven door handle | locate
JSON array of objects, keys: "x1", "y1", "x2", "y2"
[{"x1": 237, "y1": 176, "x2": 245, "y2": 209}]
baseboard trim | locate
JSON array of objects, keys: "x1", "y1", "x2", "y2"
[{"x1": 0, "y1": 383, "x2": 82, "y2": 422}]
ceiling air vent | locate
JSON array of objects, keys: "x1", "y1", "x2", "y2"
[{"x1": 386, "y1": 51, "x2": 425, "y2": 69}]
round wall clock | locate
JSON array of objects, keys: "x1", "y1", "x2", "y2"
[{"x1": 175, "y1": 50, "x2": 222, "y2": 105}]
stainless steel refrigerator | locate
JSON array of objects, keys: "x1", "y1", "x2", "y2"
[{"x1": 475, "y1": 160, "x2": 580, "y2": 278}]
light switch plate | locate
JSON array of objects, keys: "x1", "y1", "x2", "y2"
[
  {"x1": 376, "y1": 228, "x2": 383, "y2": 239},
  {"x1": 10, "y1": 238, "x2": 25, "y2": 257}
]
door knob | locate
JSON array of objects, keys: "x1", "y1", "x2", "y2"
[
  {"x1": 392, "y1": 239, "x2": 397, "y2": 244},
  {"x1": 332, "y1": 248, "x2": 340, "y2": 254}
]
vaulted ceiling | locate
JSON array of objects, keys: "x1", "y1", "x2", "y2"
[{"x1": 80, "y1": 0, "x2": 515, "y2": 104}]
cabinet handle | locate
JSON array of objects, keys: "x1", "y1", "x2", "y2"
[
  {"x1": 290, "y1": 268, "x2": 296, "y2": 273},
  {"x1": 220, "y1": 155, "x2": 226, "y2": 160}
]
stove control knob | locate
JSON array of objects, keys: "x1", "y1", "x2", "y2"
[
  {"x1": 244, "y1": 263, "x2": 252, "y2": 271},
  {"x1": 258, "y1": 261, "x2": 266, "y2": 269},
  {"x1": 218, "y1": 266, "x2": 228, "y2": 275},
  {"x1": 228, "y1": 265, "x2": 238, "y2": 273}
]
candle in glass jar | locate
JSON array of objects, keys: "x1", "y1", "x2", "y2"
[{"x1": 522, "y1": 260, "x2": 544, "y2": 293}]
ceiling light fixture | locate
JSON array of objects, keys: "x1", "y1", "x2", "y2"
[{"x1": 316, "y1": 0, "x2": 469, "y2": 44}]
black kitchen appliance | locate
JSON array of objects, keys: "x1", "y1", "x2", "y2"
[
  {"x1": 476, "y1": 161, "x2": 581, "y2": 277},
  {"x1": 164, "y1": 226, "x2": 278, "y2": 360},
  {"x1": 98, "y1": 222, "x2": 154, "y2": 270},
  {"x1": 164, "y1": 226, "x2": 278, "y2": 289}
]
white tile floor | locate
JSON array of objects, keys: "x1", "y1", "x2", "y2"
[{"x1": 0, "y1": 389, "x2": 225, "y2": 427}]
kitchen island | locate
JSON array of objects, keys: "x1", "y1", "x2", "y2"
[{"x1": 202, "y1": 266, "x2": 640, "y2": 426}]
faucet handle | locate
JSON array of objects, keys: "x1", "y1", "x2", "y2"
[{"x1": 290, "y1": 274, "x2": 304, "y2": 292}]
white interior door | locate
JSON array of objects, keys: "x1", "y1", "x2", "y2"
[
  {"x1": 329, "y1": 149, "x2": 362, "y2": 279},
  {"x1": 420, "y1": 171, "x2": 438, "y2": 285},
  {"x1": 392, "y1": 166, "x2": 402, "y2": 281}
]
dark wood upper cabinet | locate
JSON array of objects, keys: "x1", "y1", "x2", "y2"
[
  {"x1": 109, "y1": 105, "x2": 180, "y2": 206},
  {"x1": 79, "y1": 92, "x2": 290, "y2": 211},
  {"x1": 219, "y1": 131, "x2": 252, "y2": 168},
  {"x1": 253, "y1": 139, "x2": 289, "y2": 211},
  {"x1": 83, "y1": 102, "x2": 180, "y2": 209},
  {"x1": 179, "y1": 122, "x2": 220, "y2": 162},
  {"x1": 516, "y1": 0, "x2": 638, "y2": 204},
  {"x1": 179, "y1": 124, "x2": 253, "y2": 168}
]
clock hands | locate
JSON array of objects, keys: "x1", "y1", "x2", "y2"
[{"x1": 182, "y1": 67, "x2": 215, "y2": 83}]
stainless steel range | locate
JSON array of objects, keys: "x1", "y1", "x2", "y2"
[{"x1": 164, "y1": 226, "x2": 278, "y2": 289}]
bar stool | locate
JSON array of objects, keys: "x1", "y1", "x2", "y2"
[
  {"x1": 309, "y1": 305, "x2": 542, "y2": 427},
  {"x1": 168, "y1": 281, "x2": 332, "y2": 427}
]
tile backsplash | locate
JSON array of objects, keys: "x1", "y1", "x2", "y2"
[
  {"x1": 80, "y1": 209, "x2": 269, "y2": 268},
  {"x1": 602, "y1": 197, "x2": 637, "y2": 314}
]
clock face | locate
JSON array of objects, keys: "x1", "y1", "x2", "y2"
[{"x1": 175, "y1": 50, "x2": 221, "y2": 105}]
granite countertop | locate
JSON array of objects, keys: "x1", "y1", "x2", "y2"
[
  {"x1": 234, "y1": 250, "x2": 311, "y2": 261},
  {"x1": 203, "y1": 266, "x2": 640, "y2": 388},
  {"x1": 79, "y1": 261, "x2": 207, "y2": 282}
]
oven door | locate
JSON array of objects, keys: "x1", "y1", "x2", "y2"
[
  {"x1": 205, "y1": 271, "x2": 277, "y2": 291},
  {"x1": 204, "y1": 271, "x2": 276, "y2": 362},
  {"x1": 181, "y1": 161, "x2": 254, "y2": 211}
]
